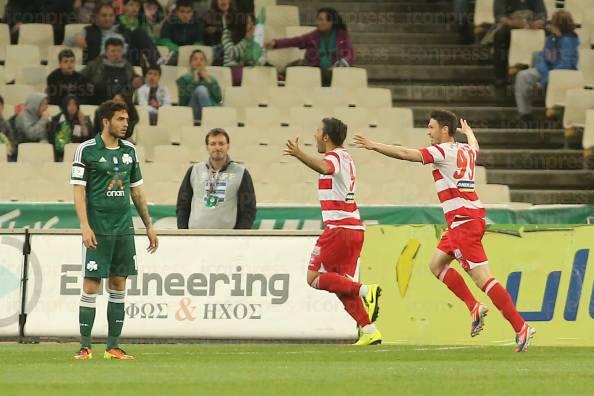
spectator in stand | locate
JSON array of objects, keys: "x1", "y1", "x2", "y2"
[
  {"x1": 265, "y1": 8, "x2": 354, "y2": 86},
  {"x1": 177, "y1": 50, "x2": 222, "y2": 123},
  {"x1": 202, "y1": 0, "x2": 235, "y2": 46},
  {"x1": 46, "y1": 49, "x2": 93, "y2": 106},
  {"x1": 514, "y1": 10, "x2": 579, "y2": 124},
  {"x1": 73, "y1": 2, "x2": 159, "y2": 66},
  {"x1": 159, "y1": 0, "x2": 205, "y2": 64},
  {"x1": 14, "y1": 93, "x2": 50, "y2": 147},
  {"x1": 0, "y1": 96, "x2": 16, "y2": 161},
  {"x1": 140, "y1": 0, "x2": 166, "y2": 44},
  {"x1": 176, "y1": 128, "x2": 256, "y2": 229},
  {"x1": 137, "y1": 65, "x2": 172, "y2": 124},
  {"x1": 81, "y1": 38, "x2": 143, "y2": 105},
  {"x1": 492, "y1": 0, "x2": 547, "y2": 86},
  {"x1": 117, "y1": 0, "x2": 142, "y2": 32},
  {"x1": 74, "y1": 0, "x2": 99, "y2": 24},
  {"x1": 49, "y1": 95, "x2": 92, "y2": 161},
  {"x1": 222, "y1": 13, "x2": 263, "y2": 85},
  {"x1": 92, "y1": 93, "x2": 139, "y2": 140},
  {"x1": 5, "y1": 0, "x2": 74, "y2": 45}
]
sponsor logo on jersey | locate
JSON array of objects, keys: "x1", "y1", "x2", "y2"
[
  {"x1": 457, "y1": 180, "x2": 475, "y2": 191},
  {"x1": 106, "y1": 169, "x2": 125, "y2": 197}
]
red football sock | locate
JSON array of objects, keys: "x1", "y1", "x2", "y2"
[
  {"x1": 438, "y1": 266, "x2": 478, "y2": 312},
  {"x1": 338, "y1": 295, "x2": 371, "y2": 327},
  {"x1": 482, "y1": 277, "x2": 525, "y2": 333},
  {"x1": 314, "y1": 272, "x2": 361, "y2": 297}
]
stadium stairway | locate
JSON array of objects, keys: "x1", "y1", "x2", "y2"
[{"x1": 280, "y1": 0, "x2": 594, "y2": 204}]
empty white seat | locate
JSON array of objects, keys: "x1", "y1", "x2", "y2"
[
  {"x1": 310, "y1": 88, "x2": 350, "y2": 113},
  {"x1": 285, "y1": 66, "x2": 321, "y2": 89},
  {"x1": 583, "y1": 109, "x2": 594, "y2": 148},
  {"x1": 475, "y1": 184, "x2": 511, "y2": 204},
  {"x1": 578, "y1": 49, "x2": 594, "y2": 88},
  {"x1": 545, "y1": 70, "x2": 584, "y2": 108},
  {"x1": 15, "y1": 65, "x2": 48, "y2": 92},
  {"x1": 2, "y1": 84, "x2": 36, "y2": 106},
  {"x1": 265, "y1": 5, "x2": 300, "y2": 26},
  {"x1": 562, "y1": 88, "x2": 594, "y2": 129},
  {"x1": 333, "y1": 107, "x2": 371, "y2": 131},
  {"x1": 0, "y1": 23, "x2": 9, "y2": 62},
  {"x1": 156, "y1": 106, "x2": 194, "y2": 143},
  {"x1": 354, "y1": 88, "x2": 392, "y2": 109},
  {"x1": 201, "y1": 107, "x2": 238, "y2": 129},
  {"x1": 224, "y1": 87, "x2": 263, "y2": 123},
  {"x1": 180, "y1": 126, "x2": 206, "y2": 151},
  {"x1": 63, "y1": 143, "x2": 80, "y2": 163},
  {"x1": 206, "y1": 66, "x2": 233, "y2": 90},
  {"x1": 245, "y1": 107, "x2": 283, "y2": 129},
  {"x1": 153, "y1": 145, "x2": 192, "y2": 164},
  {"x1": 331, "y1": 67, "x2": 368, "y2": 89},
  {"x1": 242, "y1": 66, "x2": 277, "y2": 89},
  {"x1": 161, "y1": 65, "x2": 185, "y2": 104},
  {"x1": 5, "y1": 45, "x2": 41, "y2": 82},
  {"x1": 508, "y1": 29, "x2": 546, "y2": 67},
  {"x1": 474, "y1": 0, "x2": 495, "y2": 25},
  {"x1": 17, "y1": 24, "x2": 53, "y2": 61},
  {"x1": 267, "y1": 87, "x2": 308, "y2": 120},
  {"x1": 375, "y1": 107, "x2": 415, "y2": 130},
  {"x1": 136, "y1": 126, "x2": 171, "y2": 162},
  {"x1": 17, "y1": 143, "x2": 54, "y2": 163},
  {"x1": 289, "y1": 107, "x2": 326, "y2": 131}
]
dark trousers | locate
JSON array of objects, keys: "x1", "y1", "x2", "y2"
[{"x1": 493, "y1": 24, "x2": 512, "y2": 80}]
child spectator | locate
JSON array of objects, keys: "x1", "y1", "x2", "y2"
[
  {"x1": 137, "y1": 65, "x2": 172, "y2": 124},
  {"x1": 46, "y1": 49, "x2": 93, "y2": 106},
  {"x1": 14, "y1": 93, "x2": 50, "y2": 145},
  {"x1": 222, "y1": 13, "x2": 264, "y2": 85},
  {"x1": 49, "y1": 95, "x2": 92, "y2": 162},
  {"x1": 118, "y1": 0, "x2": 143, "y2": 32},
  {"x1": 159, "y1": 0, "x2": 204, "y2": 64}
]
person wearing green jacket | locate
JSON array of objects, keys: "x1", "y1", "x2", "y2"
[{"x1": 176, "y1": 49, "x2": 222, "y2": 123}]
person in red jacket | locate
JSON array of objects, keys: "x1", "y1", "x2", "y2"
[{"x1": 266, "y1": 7, "x2": 354, "y2": 86}]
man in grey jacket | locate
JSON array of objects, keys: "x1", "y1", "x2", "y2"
[
  {"x1": 15, "y1": 93, "x2": 50, "y2": 144},
  {"x1": 176, "y1": 128, "x2": 257, "y2": 229}
]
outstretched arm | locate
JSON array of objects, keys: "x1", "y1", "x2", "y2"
[
  {"x1": 353, "y1": 135, "x2": 423, "y2": 163},
  {"x1": 284, "y1": 137, "x2": 333, "y2": 175},
  {"x1": 457, "y1": 118, "x2": 479, "y2": 152}
]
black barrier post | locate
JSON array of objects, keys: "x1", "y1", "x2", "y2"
[{"x1": 18, "y1": 229, "x2": 38, "y2": 344}]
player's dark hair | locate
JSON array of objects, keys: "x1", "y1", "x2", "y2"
[
  {"x1": 105, "y1": 37, "x2": 124, "y2": 50},
  {"x1": 205, "y1": 128, "x2": 230, "y2": 145},
  {"x1": 99, "y1": 100, "x2": 128, "y2": 123},
  {"x1": 322, "y1": 117, "x2": 347, "y2": 146},
  {"x1": 430, "y1": 109, "x2": 458, "y2": 137},
  {"x1": 58, "y1": 48, "x2": 75, "y2": 62}
]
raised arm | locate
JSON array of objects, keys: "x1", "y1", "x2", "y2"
[
  {"x1": 131, "y1": 185, "x2": 158, "y2": 254},
  {"x1": 457, "y1": 118, "x2": 479, "y2": 152},
  {"x1": 284, "y1": 137, "x2": 333, "y2": 174},
  {"x1": 353, "y1": 135, "x2": 423, "y2": 162}
]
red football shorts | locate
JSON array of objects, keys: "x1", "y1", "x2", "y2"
[
  {"x1": 437, "y1": 219, "x2": 489, "y2": 272},
  {"x1": 308, "y1": 227, "x2": 364, "y2": 277}
]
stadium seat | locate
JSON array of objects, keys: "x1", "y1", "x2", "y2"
[
  {"x1": 134, "y1": 106, "x2": 149, "y2": 126},
  {"x1": 142, "y1": 162, "x2": 189, "y2": 184},
  {"x1": 79, "y1": 105, "x2": 98, "y2": 118},
  {"x1": 201, "y1": 107, "x2": 238, "y2": 129},
  {"x1": 576, "y1": 27, "x2": 591, "y2": 49},
  {"x1": 267, "y1": 87, "x2": 308, "y2": 120},
  {"x1": 180, "y1": 126, "x2": 205, "y2": 152},
  {"x1": 562, "y1": 89, "x2": 594, "y2": 129},
  {"x1": 397, "y1": 128, "x2": 429, "y2": 148},
  {"x1": 0, "y1": 145, "x2": 6, "y2": 162},
  {"x1": 266, "y1": 47, "x2": 300, "y2": 73},
  {"x1": 289, "y1": 107, "x2": 326, "y2": 131},
  {"x1": 245, "y1": 107, "x2": 283, "y2": 129},
  {"x1": 475, "y1": 184, "x2": 511, "y2": 204},
  {"x1": 285, "y1": 67, "x2": 322, "y2": 89},
  {"x1": 13, "y1": 179, "x2": 71, "y2": 202},
  {"x1": 375, "y1": 107, "x2": 415, "y2": 130},
  {"x1": 206, "y1": 66, "x2": 233, "y2": 90},
  {"x1": 153, "y1": 145, "x2": 193, "y2": 164},
  {"x1": 157, "y1": 106, "x2": 194, "y2": 143},
  {"x1": 15, "y1": 65, "x2": 48, "y2": 92},
  {"x1": 47, "y1": 105, "x2": 61, "y2": 117},
  {"x1": 1, "y1": 84, "x2": 35, "y2": 106},
  {"x1": 63, "y1": 24, "x2": 89, "y2": 46},
  {"x1": 63, "y1": 143, "x2": 80, "y2": 163},
  {"x1": 242, "y1": 66, "x2": 277, "y2": 89},
  {"x1": 310, "y1": 88, "x2": 350, "y2": 114},
  {"x1": 333, "y1": 107, "x2": 371, "y2": 131},
  {"x1": 578, "y1": 49, "x2": 594, "y2": 88},
  {"x1": 224, "y1": 87, "x2": 263, "y2": 123},
  {"x1": 144, "y1": 181, "x2": 179, "y2": 205},
  {"x1": 136, "y1": 126, "x2": 171, "y2": 162},
  {"x1": 545, "y1": 70, "x2": 584, "y2": 109},
  {"x1": 473, "y1": 0, "x2": 494, "y2": 26},
  {"x1": 265, "y1": 5, "x2": 300, "y2": 26},
  {"x1": 475, "y1": 166, "x2": 487, "y2": 184},
  {"x1": 40, "y1": 162, "x2": 71, "y2": 184},
  {"x1": 543, "y1": 0, "x2": 556, "y2": 16},
  {"x1": 5, "y1": 45, "x2": 41, "y2": 82},
  {"x1": 354, "y1": 88, "x2": 392, "y2": 109},
  {"x1": 17, "y1": 143, "x2": 54, "y2": 164},
  {"x1": 508, "y1": 29, "x2": 546, "y2": 67},
  {"x1": 331, "y1": 68, "x2": 368, "y2": 90},
  {"x1": 160, "y1": 65, "x2": 185, "y2": 105},
  {"x1": 0, "y1": 163, "x2": 35, "y2": 185},
  {"x1": 0, "y1": 24, "x2": 9, "y2": 62},
  {"x1": 2, "y1": 103, "x2": 15, "y2": 118},
  {"x1": 178, "y1": 45, "x2": 213, "y2": 67},
  {"x1": 47, "y1": 46, "x2": 84, "y2": 70},
  {"x1": 285, "y1": 26, "x2": 316, "y2": 37},
  {"x1": 225, "y1": 127, "x2": 260, "y2": 147},
  {"x1": 564, "y1": 0, "x2": 590, "y2": 25},
  {"x1": 583, "y1": 109, "x2": 594, "y2": 148},
  {"x1": 254, "y1": 0, "x2": 276, "y2": 16},
  {"x1": 17, "y1": 24, "x2": 53, "y2": 62},
  {"x1": 236, "y1": 144, "x2": 283, "y2": 166}
]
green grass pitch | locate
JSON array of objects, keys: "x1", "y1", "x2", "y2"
[{"x1": 1, "y1": 343, "x2": 593, "y2": 395}]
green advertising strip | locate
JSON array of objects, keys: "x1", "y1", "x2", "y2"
[{"x1": 0, "y1": 203, "x2": 593, "y2": 229}]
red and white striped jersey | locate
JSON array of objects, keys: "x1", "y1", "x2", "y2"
[
  {"x1": 419, "y1": 142, "x2": 486, "y2": 229},
  {"x1": 319, "y1": 148, "x2": 364, "y2": 230}
]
